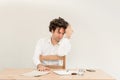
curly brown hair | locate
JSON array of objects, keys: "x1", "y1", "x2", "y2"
[{"x1": 49, "y1": 17, "x2": 69, "y2": 32}]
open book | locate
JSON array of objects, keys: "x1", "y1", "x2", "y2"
[{"x1": 21, "y1": 70, "x2": 50, "y2": 77}]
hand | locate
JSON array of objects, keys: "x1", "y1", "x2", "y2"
[
  {"x1": 65, "y1": 25, "x2": 73, "y2": 39},
  {"x1": 37, "y1": 64, "x2": 50, "y2": 71}
]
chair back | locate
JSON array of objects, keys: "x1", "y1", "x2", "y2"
[{"x1": 40, "y1": 55, "x2": 66, "y2": 69}]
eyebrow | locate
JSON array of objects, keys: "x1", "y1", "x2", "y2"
[
  {"x1": 58, "y1": 28, "x2": 65, "y2": 34},
  {"x1": 58, "y1": 29, "x2": 65, "y2": 34}
]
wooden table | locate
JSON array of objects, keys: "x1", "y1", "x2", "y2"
[{"x1": 0, "y1": 68, "x2": 115, "y2": 80}]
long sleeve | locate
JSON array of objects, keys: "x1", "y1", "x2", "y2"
[
  {"x1": 33, "y1": 39, "x2": 44, "y2": 66},
  {"x1": 57, "y1": 38, "x2": 71, "y2": 56}
]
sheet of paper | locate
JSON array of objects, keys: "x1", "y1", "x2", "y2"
[
  {"x1": 53, "y1": 70, "x2": 70, "y2": 75},
  {"x1": 53, "y1": 70, "x2": 78, "y2": 75},
  {"x1": 53, "y1": 70, "x2": 84, "y2": 75},
  {"x1": 21, "y1": 70, "x2": 50, "y2": 77}
]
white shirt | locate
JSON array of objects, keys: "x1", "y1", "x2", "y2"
[{"x1": 33, "y1": 37, "x2": 71, "y2": 66}]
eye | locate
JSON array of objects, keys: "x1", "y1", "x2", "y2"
[{"x1": 58, "y1": 32, "x2": 60, "y2": 34}]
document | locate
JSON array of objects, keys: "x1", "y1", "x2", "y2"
[
  {"x1": 53, "y1": 70, "x2": 85, "y2": 75},
  {"x1": 21, "y1": 70, "x2": 50, "y2": 77},
  {"x1": 53, "y1": 70, "x2": 70, "y2": 75}
]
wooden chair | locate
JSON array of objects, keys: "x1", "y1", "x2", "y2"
[{"x1": 39, "y1": 55, "x2": 66, "y2": 69}]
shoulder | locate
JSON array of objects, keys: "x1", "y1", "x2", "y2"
[
  {"x1": 61, "y1": 38, "x2": 70, "y2": 42},
  {"x1": 37, "y1": 37, "x2": 51, "y2": 44},
  {"x1": 59, "y1": 38, "x2": 70, "y2": 44},
  {"x1": 37, "y1": 37, "x2": 49, "y2": 44}
]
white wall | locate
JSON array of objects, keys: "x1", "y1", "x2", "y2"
[{"x1": 0, "y1": 0, "x2": 120, "y2": 79}]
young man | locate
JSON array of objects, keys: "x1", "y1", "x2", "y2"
[{"x1": 33, "y1": 17, "x2": 73, "y2": 71}]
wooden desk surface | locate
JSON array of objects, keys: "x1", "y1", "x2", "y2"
[{"x1": 0, "y1": 68, "x2": 115, "y2": 80}]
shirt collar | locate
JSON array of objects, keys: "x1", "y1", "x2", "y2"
[{"x1": 48, "y1": 37, "x2": 60, "y2": 46}]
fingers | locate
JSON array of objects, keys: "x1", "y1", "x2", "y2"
[
  {"x1": 45, "y1": 67, "x2": 50, "y2": 71},
  {"x1": 37, "y1": 66, "x2": 50, "y2": 71},
  {"x1": 65, "y1": 25, "x2": 73, "y2": 39}
]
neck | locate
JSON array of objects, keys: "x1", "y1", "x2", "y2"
[{"x1": 51, "y1": 37, "x2": 58, "y2": 45}]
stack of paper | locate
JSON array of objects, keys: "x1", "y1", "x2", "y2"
[{"x1": 21, "y1": 70, "x2": 50, "y2": 77}]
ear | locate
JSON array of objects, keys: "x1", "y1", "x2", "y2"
[{"x1": 51, "y1": 30, "x2": 54, "y2": 33}]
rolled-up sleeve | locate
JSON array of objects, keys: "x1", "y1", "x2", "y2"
[
  {"x1": 33, "y1": 39, "x2": 44, "y2": 66},
  {"x1": 58, "y1": 38, "x2": 71, "y2": 56}
]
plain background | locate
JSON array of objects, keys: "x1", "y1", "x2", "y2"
[{"x1": 0, "y1": 0, "x2": 120, "y2": 79}]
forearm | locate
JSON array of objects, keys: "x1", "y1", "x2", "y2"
[
  {"x1": 40, "y1": 55, "x2": 64, "y2": 61},
  {"x1": 65, "y1": 25, "x2": 73, "y2": 39}
]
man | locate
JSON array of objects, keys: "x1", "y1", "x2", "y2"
[{"x1": 33, "y1": 17, "x2": 73, "y2": 71}]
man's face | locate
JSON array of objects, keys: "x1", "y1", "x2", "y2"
[{"x1": 52, "y1": 27, "x2": 65, "y2": 42}]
